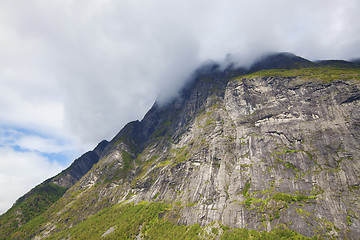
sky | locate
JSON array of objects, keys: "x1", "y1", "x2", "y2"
[{"x1": 0, "y1": 0, "x2": 359, "y2": 214}]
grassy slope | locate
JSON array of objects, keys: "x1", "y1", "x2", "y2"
[
  {"x1": 41, "y1": 201, "x2": 314, "y2": 240},
  {"x1": 240, "y1": 65, "x2": 360, "y2": 82},
  {"x1": 0, "y1": 181, "x2": 67, "y2": 238}
]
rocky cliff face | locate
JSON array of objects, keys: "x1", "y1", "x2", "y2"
[
  {"x1": 51, "y1": 140, "x2": 109, "y2": 188},
  {"x1": 2, "y1": 54, "x2": 359, "y2": 239}
]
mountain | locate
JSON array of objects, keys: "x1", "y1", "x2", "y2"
[
  {"x1": 249, "y1": 52, "x2": 315, "y2": 72},
  {"x1": 1, "y1": 53, "x2": 359, "y2": 239}
]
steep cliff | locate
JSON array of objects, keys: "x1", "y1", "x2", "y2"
[
  {"x1": 1, "y1": 54, "x2": 359, "y2": 239},
  {"x1": 51, "y1": 140, "x2": 109, "y2": 188}
]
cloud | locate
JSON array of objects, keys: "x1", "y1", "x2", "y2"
[
  {"x1": 0, "y1": 127, "x2": 80, "y2": 161},
  {"x1": 1, "y1": 0, "x2": 359, "y2": 145},
  {"x1": 0, "y1": 0, "x2": 359, "y2": 213}
]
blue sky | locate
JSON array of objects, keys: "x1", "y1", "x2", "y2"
[{"x1": 0, "y1": 0, "x2": 359, "y2": 214}]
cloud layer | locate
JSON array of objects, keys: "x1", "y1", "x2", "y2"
[
  {"x1": 0, "y1": 0, "x2": 359, "y2": 213},
  {"x1": 1, "y1": 0, "x2": 360, "y2": 144}
]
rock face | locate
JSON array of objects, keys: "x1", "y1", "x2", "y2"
[
  {"x1": 1, "y1": 54, "x2": 359, "y2": 239},
  {"x1": 51, "y1": 140, "x2": 109, "y2": 188}
]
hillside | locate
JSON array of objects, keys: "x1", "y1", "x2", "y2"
[
  {"x1": 1, "y1": 53, "x2": 359, "y2": 239},
  {"x1": 0, "y1": 140, "x2": 108, "y2": 237}
]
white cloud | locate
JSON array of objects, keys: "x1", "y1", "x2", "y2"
[
  {"x1": 15, "y1": 135, "x2": 71, "y2": 154},
  {"x1": 1, "y1": 0, "x2": 359, "y2": 146},
  {"x1": 0, "y1": 84, "x2": 64, "y2": 132},
  {"x1": 0, "y1": 128, "x2": 80, "y2": 154},
  {"x1": 0, "y1": 147, "x2": 65, "y2": 214}
]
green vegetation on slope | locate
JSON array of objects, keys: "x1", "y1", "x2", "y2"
[
  {"x1": 239, "y1": 66, "x2": 360, "y2": 82},
  {"x1": 17, "y1": 182, "x2": 67, "y2": 222},
  {"x1": 20, "y1": 201, "x2": 315, "y2": 240},
  {"x1": 0, "y1": 181, "x2": 67, "y2": 238}
]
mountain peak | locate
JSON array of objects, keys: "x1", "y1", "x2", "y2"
[{"x1": 249, "y1": 52, "x2": 315, "y2": 72}]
